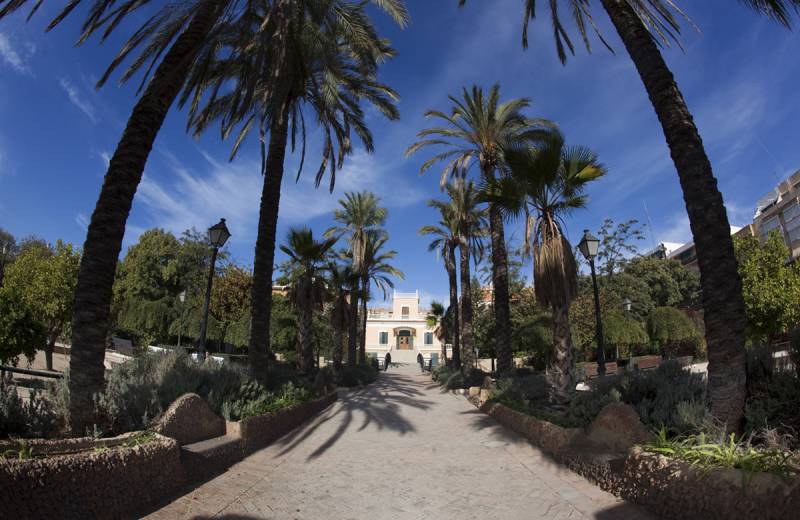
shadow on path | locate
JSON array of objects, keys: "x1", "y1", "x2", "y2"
[{"x1": 272, "y1": 370, "x2": 435, "y2": 461}]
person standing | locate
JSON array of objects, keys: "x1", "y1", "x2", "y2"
[
  {"x1": 384, "y1": 352, "x2": 391, "y2": 371},
  {"x1": 417, "y1": 352, "x2": 424, "y2": 373}
]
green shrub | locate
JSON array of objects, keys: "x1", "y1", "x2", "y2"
[
  {"x1": 568, "y1": 388, "x2": 621, "y2": 426},
  {"x1": 615, "y1": 361, "x2": 706, "y2": 434},
  {"x1": 492, "y1": 375, "x2": 549, "y2": 403},
  {"x1": 222, "y1": 381, "x2": 312, "y2": 421},
  {"x1": 644, "y1": 428, "x2": 799, "y2": 478},
  {"x1": 0, "y1": 383, "x2": 63, "y2": 438}
]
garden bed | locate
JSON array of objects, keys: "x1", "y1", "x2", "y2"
[
  {"x1": 0, "y1": 432, "x2": 184, "y2": 520},
  {"x1": 482, "y1": 401, "x2": 800, "y2": 520}
]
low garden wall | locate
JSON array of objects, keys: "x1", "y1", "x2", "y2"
[
  {"x1": 1, "y1": 391, "x2": 339, "y2": 518},
  {"x1": 482, "y1": 402, "x2": 800, "y2": 520},
  {"x1": 0, "y1": 433, "x2": 185, "y2": 520}
]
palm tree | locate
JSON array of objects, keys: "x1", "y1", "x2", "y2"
[
  {"x1": 407, "y1": 84, "x2": 554, "y2": 373},
  {"x1": 327, "y1": 261, "x2": 355, "y2": 371},
  {"x1": 426, "y1": 301, "x2": 449, "y2": 364},
  {"x1": 357, "y1": 232, "x2": 404, "y2": 364},
  {"x1": 419, "y1": 205, "x2": 461, "y2": 368},
  {"x1": 454, "y1": 0, "x2": 800, "y2": 429},
  {"x1": 189, "y1": 1, "x2": 406, "y2": 375},
  {"x1": 326, "y1": 192, "x2": 388, "y2": 365},
  {"x1": 446, "y1": 178, "x2": 487, "y2": 373},
  {"x1": 489, "y1": 132, "x2": 606, "y2": 406},
  {"x1": 0, "y1": 0, "x2": 254, "y2": 433},
  {"x1": 280, "y1": 227, "x2": 337, "y2": 373}
]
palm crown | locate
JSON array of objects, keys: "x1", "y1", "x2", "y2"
[
  {"x1": 326, "y1": 191, "x2": 388, "y2": 274},
  {"x1": 406, "y1": 83, "x2": 554, "y2": 186}
]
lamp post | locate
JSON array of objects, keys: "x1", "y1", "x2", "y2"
[
  {"x1": 578, "y1": 229, "x2": 605, "y2": 376},
  {"x1": 198, "y1": 218, "x2": 231, "y2": 358},
  {"x1": 177, "y1": 290, "x2": 186, "y2": 349},
  {"x1": 622, "y1": 297, "x2": 634, "y2": 369}
]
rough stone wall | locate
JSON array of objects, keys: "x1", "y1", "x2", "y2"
[
  {"x1": 240, "y1": 392, "x2": 338, "y2": 454},
  {"x1": 483, "y1": 402, "x2": 800, "y2": 520},
  {"x1": 153, "y1": 393, "x2": 225, "y2": 445},
  {"x1": 0, "y1": 434, "x2": 185, "y2": 520}
]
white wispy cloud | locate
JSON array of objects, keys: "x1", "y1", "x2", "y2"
[
  {"x1": 0, "y1": 32, "x2": 31, "y2": 75},
  {"x1": 59, "y1": 78, "x2": 98, "y2": 123},
  {"x1": 75, "y1": 213, "x2": 89, "y2": 230},
  {"x1": 656, "y1": 212, "x2": 692, "y2": 245},
  {"x1": 133, "y1": 147, "x2": 425, "y2": 247}
]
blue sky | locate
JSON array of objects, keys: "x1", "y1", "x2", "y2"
[{"x1": 1, "y1": 1, "x2": 799, "y2": 307}]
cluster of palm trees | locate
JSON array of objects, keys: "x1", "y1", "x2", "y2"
[
  {"x1": 279, "y1": 193, "x2": 402, "y2": 374},
  {"x1": 411, "y1": 85, "x2": 605, "y2": 406},
  {"x1": 2, "y1": 0, "x2": 796, "y2": 433}
]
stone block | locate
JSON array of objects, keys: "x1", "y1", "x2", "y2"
[
  {"x1": 154, "y1": 393, "x2": 225, "y2": 446},
  {"x1": 468, "y1": 386, "x2": 481, "y2": 397},
  {"x1": 586, "y1": 402, "x2": 654, "y2": 454}
]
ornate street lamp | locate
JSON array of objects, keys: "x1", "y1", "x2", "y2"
[
  {"x1": 198, "y1": 218, "x2": 230, "y2": 358},
  {"x1": 177, "y1": 290, "x2": 186, "y2": 349},
  {"x1": 622, "y1": 297, "x2": 634, "y2": 369},
  {"x1": 578, "y1": 229, "x2": 606, "y2": 376}
]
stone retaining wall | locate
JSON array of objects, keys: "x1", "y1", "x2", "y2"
[
  {"x1": 1, "y1": 392, "x2": 339, "y2": 518},
  {"x1": 239, "y1": 391, "x2": 338, "y2": 454},
  {"x1": 0, "y1": 433, "x2": 184, "y2": 520},
  {"x1": 482, "y1": 402, "x2": 800, "y2": 520}
]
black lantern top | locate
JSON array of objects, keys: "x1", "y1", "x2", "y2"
[
  {"x1": 578, "y1": 229, "x2": 600, "y2": 260},
  {"x1": 208, "y1": 218, "x2": 231, "y2": 248}
]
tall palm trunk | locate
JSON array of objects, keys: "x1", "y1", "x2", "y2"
[
  {"x1": 458, "y1": 240, "x2": 475, "y2": 372},
  {"x1": 548, "y1": 303, "x2": 575, "y2": 407},
  {"x1": 446, "y1": 243, "x2": 460, "y2": 368},
  {"x1": 488, "y1": 201, "x2": 512, "y2": 372},
  {"x1": 359, "y1": 275, "x2": 368, "y2": 365},
  {"x1": 248, "y1": 99, "x2": 290, "y2": 375},
  {"x1": 347, "y1": 280, "x2": 359, "y2": 367},
  {"x1": 68, "y1": 0, "x2": 221, "y2": 435},
  {"x1": 333, "y1": 326, "x2": 344, "y2": 371},
  {"x1": 601, "y1": 0, "x2": 747, "y2": 429}
]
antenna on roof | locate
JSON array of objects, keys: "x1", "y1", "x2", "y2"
[{"x1": 643, "y1": 200, "x2": 658, "y2": 251}]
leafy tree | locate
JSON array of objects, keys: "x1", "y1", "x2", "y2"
[
  {"x1": 647, "y1": 307, "x2": 701, "y2": 358},
  {"x1": 489, "y1": 131, "x2": 605, "y2": 404},
  {"x1": 280, "y1": 227, "x2": 337, "y2": 373},
  {"x1": 420, "y1": 203, "x2": 461, "y2": 367},
  {"x1": 570, "y1": 286, "x2": 623, "y2": 360},
  {"x1": 602, "y1": 309, "x2": 649, "y2": 361},
  {"x1": 0, "y1": 227, "x2": 17, "y2": 287},
  {"x1": 326, "y1": 192, "x2": 388, "y2": 365},
  {"x1": 735, "y1": 232, "x2": 800, "y2": 343},
  {"x1": 621, "y1": 256, "x2": 700, "y2": 310},
  {"x1": 210, "y1": 264, "x2": 253, "y2": 348},
  {"x1": 595, "y1": 218, "x2": 645, "y2": 277},
  {"x1": 0, "y1": 292, "x2": 46, "y2": 365},
  {"x1": 1, "y1": 240, "x2": 80, "y2": 370},
  {"x1": 407, "y1": 84, "x2": 554, "y2": 372}
]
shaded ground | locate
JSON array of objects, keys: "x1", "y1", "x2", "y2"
[{"x1": 147, "y1": 364, "x2": 653, "y2": 519}]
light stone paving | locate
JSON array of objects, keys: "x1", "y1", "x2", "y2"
[{"x1": 146, "y1": 364, "x2": 654, "y2": 520}]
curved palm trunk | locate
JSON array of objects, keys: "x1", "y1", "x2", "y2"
[
  {"x1": 458, "y1": 240, "x2": 474, "y2": 372},
  {"x1": 489, "y1": 202, "x2": 512, "y2": 373},
  {"x1": 601, "y1": 0, "x2": 747, "y2": 430},
  {"x1": 347, "y1": 280, "x2": 359, "y2": 367},
  {"x1": 548, "y1": 303, "x2": 576, "y2": 407},
  {"x1": 359, "y1": 275, "x2": 368, "y2": 365},
  {"x1": 248, "y1": 100, "x2": 291, "y2": 376},
  {"x1": 68, "y1": 0, "x2": 221, "y2": 435},
  {"x1": 446, "y1": 244, "x2": 460, "y2": 369}
]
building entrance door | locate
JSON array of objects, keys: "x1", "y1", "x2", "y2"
[{"x1": 397, "y1": 332, "x2": 412, "y2": 350}]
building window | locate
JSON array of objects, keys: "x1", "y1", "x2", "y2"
[
  {"x1": 424, "y1": 332, "x2": 433, "y2": 345},
  {"x1": 401, "y1": 306, "x2": 410, "y2": 319},
  {"x1": 760, "y1": 216, "x2": 782, "y2": 239},
  {"x1": 379, "y1": 332, "x2": 388, "y2": 345}
]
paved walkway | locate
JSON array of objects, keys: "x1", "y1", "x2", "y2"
[{"x1": 147, "y1": 365, "x2": 653, "y2": 520}]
